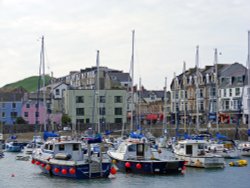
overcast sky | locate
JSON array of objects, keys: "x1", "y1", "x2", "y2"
[{"x1": 0, "y1": 0, "x2": 250, "y2": 90}]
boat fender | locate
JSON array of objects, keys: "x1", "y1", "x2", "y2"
[
  {"x1": 195, "y1": 159, "x2": 201, "y2": 167},
  {"x1": 229, "y1": 160, "x2": 248, "y2": 167}
]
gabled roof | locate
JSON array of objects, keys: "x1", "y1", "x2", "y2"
[
  {"x1": 0, "y1": 92, "x2": 24, "y2": 102},
  {"x1": 220, "y1": 63, "x2": 246, "y2": 77}
]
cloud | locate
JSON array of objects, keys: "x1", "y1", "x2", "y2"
[{"x1": 0, "y1": 0, "x2": 250, "y2": 89}]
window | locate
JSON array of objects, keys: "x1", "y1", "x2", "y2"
[
  {"x1": 1, "y1": 103, "x2": 5, "y2": 108},
  {"x1": 222, "y1": 100, "x2": 230, "y2": 110},
  {"x1": 86, "y1": 118, "x2": 90, "y2": 123},
  {"x1": 229, "y1": 89, "x2": 232, "y2": 97},
  {"x1": 237, "y1": 76, "x2": 243, "y2": 83},
  {"x1": 1, "y1": 112, "x2": 5, "y2": 118},
  {"x1": 128, "y1": 144, "x2": 136, "y2": 152},
  {"x1": 150, "y1": 94, "x2": 156, "y2": 100},
  {"x1": 115, "y1": 108, "x2": 122, "y2": 115},
  {"x1": 114, "y1": 96, "x2": 122, "y2": 103},
  {"x1": 235, "y1": 88, "x2": 240, "y2": 96},
  {"x1": 223, "y1": 89, "x2": 227, "y2": 97},
  {"x1": 49, "y1": 144, "x2": 53, "y2": 150},
  {"x1": 210, "y1": 88, "x2": 216, "y2": 97},
  {"x1": 100, "y1": 117, "x2": 106, "y2": 124},
  {"x1": 44, "y1": 144, "x2": 49, "y2": 150},
  {"x1": 24, "y1": 112, "x2": 28, "y2": 117},
  {"x1": 198, "y1": 89, "x2": 203, "y2": 98},
  {"x1": 175, "y1": 91, "x2": 179, "y2": 100},
  {"x1": 199, "y1": 101, "x2": 204, "y2": 111},
  {"x1": 11, "y1": 112, "x2": 17, "y2": 118},
  {"x1": 76, "y1": 119, "x2": 84, "y2": 124},
  {"x1": 55, "y1": 89, "x2": 60, "y2": 95},
  {"x1": 185, "y1": 91, "x2": 188, "y2": 99},
  {"x1": 99, "y1": 96, "x2": 105, "y2": 103},
  {"x1": 76, "y1": 96, "x2": 84, "y2": 103},
  {"x1": 76, "y1": 108, "x2": 84, "y2": 116},
  {"x1": 35, "y1": 112, "x2": 39, "y2": 117},
  {"x1": 73, "y1": 144, "x2": 79, "y2": 151},
  {"x1": 26, "y1": 103, "x2": 30, "y2": 108},
  {"x1": 59, "y1": 144, "x2": 65, "y2": 151},
  {"x1": 114, "y1": 118, "x2": 122, "y2": 123},
  {"x1": 99, "y1": 107, "x2": 106, "y2": 115},
  {"x1": 12, "y1": 103, "x2": 16, "y2": 109}
]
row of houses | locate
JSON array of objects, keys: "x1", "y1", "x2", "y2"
[
  {"x1": 170, "y1": 62, "x2": 249, "y2": 126},
  {"x1": 0, "y1": 66, "x2": 165, "y2": 131},
  {"x1": 0, "y1": 62, "x2": 249, "y2": 131}
]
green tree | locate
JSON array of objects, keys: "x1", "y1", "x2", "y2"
[
  {"x1": 61, "y1": 114, "x2": 71, "y2": 125},
  {"x1": 15, "y1": 117, "x2": 26, "y2": 124}
]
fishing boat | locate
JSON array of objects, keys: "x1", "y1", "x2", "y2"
[
  {"x1": 107, "y1": 136, "x2": 186, "y2": 174},
  {"x1": 208, "y1": 139, "x2": 241, "y2": 159},
  {"x1": 23, "y1": 135, "x2": 44, "y2": 155},
  {"x1": 173, "y1": 139, "x2": 225, "y2": 168},
  {"x1": 5, "y1": 140, "x2": 23, "y2": 152},
  {"x1": 32, "y1": 136, "x2": 113, "y2": 179},
  {"x1": 237, "y1": 141, "x2": 250, "y2": 156}
]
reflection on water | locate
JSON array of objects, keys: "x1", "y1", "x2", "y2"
[{"x1": 0, "y1": 152, "x2": 249, "y2": 188}]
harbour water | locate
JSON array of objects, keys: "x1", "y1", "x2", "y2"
[{"x1": 0, "y1": 152, "x2": 249, "y2": 188}]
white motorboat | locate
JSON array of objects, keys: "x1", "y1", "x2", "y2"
[{"x1": 173, "y1": 139, "x2": 225, "y2": 168}]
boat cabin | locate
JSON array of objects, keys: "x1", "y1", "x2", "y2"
[
  {"x1": 42, "y1": 140, "x2": 83, "y2": 161},
  {"x1": 117, "y1": 140, "x2": 153, "y2": 160},
  {"x1": 175, "y1": 140, "x2": 208, "y2": 156}
]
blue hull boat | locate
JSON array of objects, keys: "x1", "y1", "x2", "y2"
[
  {"x1": 5, "y1": 142, "x2": 22, "y2": 152},
  {"x1": 32, "y1": 136, "x2": 113, "y2": 179}
]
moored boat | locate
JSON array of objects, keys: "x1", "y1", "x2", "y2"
[
  {"x1": 237, "y1": 141, "x2": 250, "y2": 156},
  {"x1": 173, "y1": 139, "x2": 225, "y2": 168},
  {"x1": 208, "y1": 139, "x2": 241, "y2": 159},
  {"x1": 32, "y1": 136, "x2": 113, "y2": 179},
  {"x1": 5, "y1": 141, "x2": 23, "y2": 152},
  {"x1": 107, "y1": 137, "x2": 185, "y2": 174}
]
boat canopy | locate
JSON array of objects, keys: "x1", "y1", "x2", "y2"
[{"x1": 43, "y1": 131, "x2": 59, "y2": 141}]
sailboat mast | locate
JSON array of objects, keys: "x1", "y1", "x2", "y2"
[
  {"x1": 195, "y1": 45, "x2": 200, "y2": 134},
  {"x1": 247, "y1": 31, "x2": 250, "y2": 141},
  {"x1": 130, "y1": 30, "x2": 135, "y2": 132},
  {"x1": 96, "y1": 50, "x2": 100, "y2": 134},
  {"x1": 138, "y1": 77, "x2": 142, "y2": 127},
  {"x1": 39, "y1": 36, "x2": 47, "y2": 132},
  {"x1": 163, "y1": 77, "x2": 168, "y2": 135},
  {"x1": 214, "y1": 48, "x2": 219, "y2": 132},
  {"x1": 183, "y1": 61, "x2": 187, "y2": 133}
]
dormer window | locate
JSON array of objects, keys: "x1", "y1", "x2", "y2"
[
  {"x1": 206, "y1": 73, "x2": 209, "y2": 84},
  {"x1": 189, "y1": 76, "x2": 192, "y2": 85}
]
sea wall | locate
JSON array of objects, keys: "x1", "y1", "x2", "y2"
[{"x1": 1, "y1": 123, "x2": 249, "y2": 141}]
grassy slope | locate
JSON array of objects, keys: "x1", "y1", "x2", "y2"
[{"x1": 3, "y1": 75, "x2": 50, "y2": 92}]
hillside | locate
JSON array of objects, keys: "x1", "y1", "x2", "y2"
[{"x1": 2, "y1": 75, "x2": 51, "y2": 92}]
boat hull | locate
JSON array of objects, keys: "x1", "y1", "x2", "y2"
[
  {"x1": 32, "y1": 158, "x2": 111, "y2": 179},
  {"x1": 109, "y1": 155, "x2": 185, "y2": 174},
  {"x1": 174, "y1": 154, "x2": 225, "y2": 168}
]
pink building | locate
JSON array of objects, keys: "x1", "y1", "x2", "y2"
[{"x1": 22, "y1": 101, "x2": 62, "y2": 125}]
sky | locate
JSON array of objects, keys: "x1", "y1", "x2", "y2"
[{"x1": 0, "y1": 0, "x2": 250, "y2": 90}]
